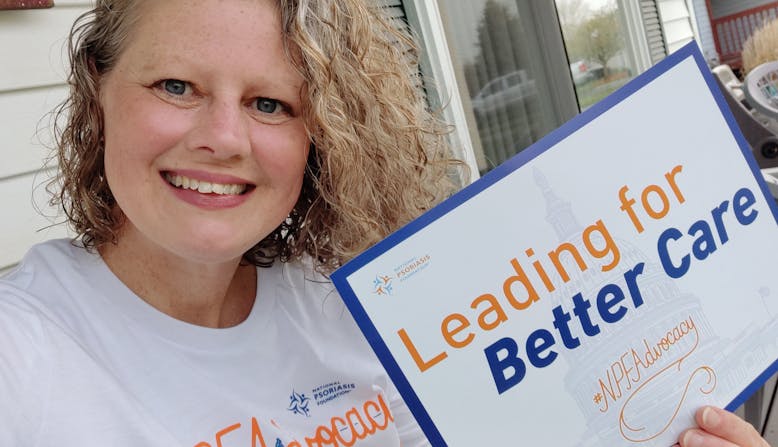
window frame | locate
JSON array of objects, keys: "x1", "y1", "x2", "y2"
[
  {"x1": 404, "y1": 0, "x2": 582, "y2": 179},
  {"x1": 401, "y1": 0, "x2": 690, "y2": 178},
  {"x1": 402, "y1": 0, "x2": 481, "y2": 180}
]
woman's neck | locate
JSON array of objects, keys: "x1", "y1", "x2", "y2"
[{"x1": 99, "y1": 226, "x2": 258, "y2": 329}]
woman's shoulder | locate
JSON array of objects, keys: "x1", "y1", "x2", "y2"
[
  {"x1": 267, "y1": 258, "x2": 367, "y2": 341},
  {"x1": 0, "y1": 241, "x2": 74, "y2": 366},
  {"x1": 2, "y1": 238, "x2": 91, "y2": 290},
  {"x1": 270, "y1": 258, "x2": 342, "y2": 313},
  {"x1": 0, "y1": 238, "x2": 101, "y2": 332},
  {"x1": 0, "y1": 239, "x2": 100, "y2": 444}
]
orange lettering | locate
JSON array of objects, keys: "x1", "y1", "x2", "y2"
[
  {"x1": 216, "y1": 423, "x2": 241, "y2": 447},
  {"x1": 664, "y1": 164, "x2": 685, "y2": 204},
  {"x1": 397, "y1": 328, "x2": 447, "y2": 372},
  {"x1": 376, "y1": 394, "x2": 394, "y2": 424},
  {"x1": 346, "y1": 407, "x2": 370, "y2": 439},
  {"x1": 441, "y1": 313, "x2": 474, "y2": 348},
  {"x1": 641, "y1": 184, "x2": 670, "y2": 219},
  {"x1": 200, "y1": 394, "x2": 393, "y2": 447},
  {"x1": 363, "y1": 399, "x2": 390, "y2": 431},
  {"x1": 548, "y1": 242, "x2": 587, "y2": 282},
  {"x1": 503, "y1": 258, "x2": 539, "y2": 310},
  {"x1": 251, "y1": 417, "x2": 268, "y2": 447},
  {"x1": 304, "y1": 394, "x2": 394, "y2": 447},
  {"x1": 330, "y1": 416, "x2": 356, "y2": 447},
  {"x1": 470, "y1": 293, "x2": 507, "y2": 331}
]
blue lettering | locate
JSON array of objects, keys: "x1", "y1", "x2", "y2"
[
  {"x1": 484, "y1": 337, "x2": 526, "y2": 394},
  {"x1": 624, "y1": 262, "x2": 645, "y2": 308},
  {"x1": 711, "y1": 200, "x2": 730, "y2": 244},
  {"x1": 657, "y1": 227, "x2": 689, "y2": 278},
  {"x1": 733, "y1": 187, "x2": 758, "y2": 225},
  {"x1": 689, "y1": 219, "x2": 716, "y2": 260},
  {"x1": 656, "y1": 187, "x2": 761, "y2": 280},
  {"x1": 596, "y1": 283, "x2": 627, "y2": 323},
  {"x1": 525, "y1": 329, "x2": 557, "y2": 368}
]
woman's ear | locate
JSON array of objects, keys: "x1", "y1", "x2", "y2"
[
  {"x1": 88, "y1": 56, "x2": 99, "y2": 75},
  {"x1": 87, "y1": 55, "x2": 103, "y2": 82}
]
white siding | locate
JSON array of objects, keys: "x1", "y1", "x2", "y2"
[
  {"x1": 0, "y1": 86, "x2": 67, "y2": 178},
  {"x1": 0, "y1": 8, "x2": 81, "y2": 90},
  {"x1": 658, "y1": 0, "x2": 696, "y2": 53},
  {"x1": 0, "y1": 2, "x2": 90, "y2": 270},
  {"x1": 691, "y1": 0, "x2": 718, "y2": 62}
]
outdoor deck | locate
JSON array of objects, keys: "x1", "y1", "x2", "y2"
[{"x1": 740, "y1": 374, "x2": 778, "y2": 442}]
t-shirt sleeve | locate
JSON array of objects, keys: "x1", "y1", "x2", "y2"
[
  {"x1": 387, "y1": 379, "x2": 431, "y2": 447},
  {"x1": 0, "y1": 286, "x2": 52, "y2": 445}
]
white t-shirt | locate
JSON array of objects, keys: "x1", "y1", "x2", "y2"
[{"x1": 0, "y1": 239, "x2": 428, "y2": 447}]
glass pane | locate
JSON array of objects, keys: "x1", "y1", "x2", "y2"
[
  {"x1": 437, "y1": 0, "x2": 568, "y2": 174},
  {"x1": 556, "y1": 0, "x2": 638, "y2": 110}
]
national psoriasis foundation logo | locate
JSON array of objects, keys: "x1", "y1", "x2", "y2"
[{"x1": 371, "y1": 254, "x2": 431, "y2": 296}]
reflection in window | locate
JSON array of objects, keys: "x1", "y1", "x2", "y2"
[
  {"x1": 438, "y1": 0, "x2": 560, "y2": 174},
  {"x1": 556, "y1": 0, "x2": 637, "y2": 110}
]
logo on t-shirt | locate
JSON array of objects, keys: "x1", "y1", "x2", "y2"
[
  {"x1": 287, "y1": 390, "x2": 311, "y2": 417},
  {"x1": 287, "y1": 381, "x2": 356, "y2": 418},
  {"x1": 312, "y1": 381, "x2": 356, "y2": 406}
]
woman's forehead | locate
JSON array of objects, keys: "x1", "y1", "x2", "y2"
[
  {"x1": 130, "y1": 0, "x2": 282, "y2": 35},
  {"x1": 107, "y1": 0, "x2": 303, "y2": 95},
  {"x1": 120, "y1": 0, "x2": 286, "y2": 64}
]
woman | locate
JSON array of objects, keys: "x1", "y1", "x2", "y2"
[
  {"x1": 0, "y1": 0, "x2": 769, "y2": 446},
  {"x1": 2, "y1": 0, "x2": 450, "y2": 444}
]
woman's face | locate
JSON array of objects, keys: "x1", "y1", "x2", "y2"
[{"x1": 99, "y1": 0, "x2": 309, "y2": 264}]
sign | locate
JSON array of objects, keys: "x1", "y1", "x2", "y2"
[{"x1": 331, "y1": 42, "x2": 778, "y2": 446}]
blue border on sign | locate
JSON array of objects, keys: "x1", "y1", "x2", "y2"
[{"x1": 330, "y1": 41, "x2": 778, "y2": 446}]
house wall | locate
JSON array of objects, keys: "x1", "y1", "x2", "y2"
[
  {"x1": 708, "y1": 0, "x2": 777, "y2": 20},
  {"x1": 0, "y1": 0, "x2": 91, "y2": 274},
  {"x1": 658, "y1": 0, "x2": 697, "y2": 53},
  {"x1": 691, "y1": 0, "x2": 717, "y2": 62},
  {"x1": 704, "y1": 0, "x2": 778, "y2": 67}
]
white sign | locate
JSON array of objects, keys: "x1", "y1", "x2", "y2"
[{"x1": 332, "y1": 42, "x2": 778, "y2": 446}]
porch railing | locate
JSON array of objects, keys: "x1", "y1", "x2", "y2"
[{"x1": 711, "y1": 2, "x2": 778, "y2": 68}]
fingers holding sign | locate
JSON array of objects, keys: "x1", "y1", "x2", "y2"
[{"x1": 678, "y1": 406, "x2": 770, "y2": 447}]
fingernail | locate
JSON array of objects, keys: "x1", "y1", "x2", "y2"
[
  {"x1": 702, "y1": 406, "x2": 720, "y2": 427},
  {"x1": 682, "y1": 430, "x2": 704, "y2": 447}
]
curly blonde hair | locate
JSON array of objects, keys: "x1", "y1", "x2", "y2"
[{"x1": 52, "y1": 0, "x2": 461, "y2": 272}]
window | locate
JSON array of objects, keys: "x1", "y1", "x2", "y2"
[
  {"x1": 556, "y1": 0, "x2": 640, "y2": 110},
  {"x1": 408, "y1": 0, "x2": 685, "y2": 176},
  {"x1": 434, "y1": 0, "x2": 577, "y2": 174}
]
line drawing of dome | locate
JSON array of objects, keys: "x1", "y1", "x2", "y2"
[{"x1": 531, "y1": 168, "x2": 735, "y2": 445}]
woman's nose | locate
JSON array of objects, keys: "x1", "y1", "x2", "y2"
[{"x1": 191, "y1": 99, "x2": 251, "y2": 159}]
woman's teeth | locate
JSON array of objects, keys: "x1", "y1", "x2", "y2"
[{"x1": 164, "y1": 173, "x2": 247, "y2": 195}]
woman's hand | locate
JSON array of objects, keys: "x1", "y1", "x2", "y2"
[{"x1": 678, "y1": 406, "x2": 770, "y2": 447}]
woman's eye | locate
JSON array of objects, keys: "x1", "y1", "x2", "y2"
[
  {"x1": 255, "y1": 98, "x2": 282, "y2": 114},
  {"x1": 162, "y1": 79, "x2": 188, "y2": 96}
]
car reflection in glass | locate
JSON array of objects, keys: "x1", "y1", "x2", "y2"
[
  {"x1": 569, "y1": 59, "x2": 605, "y2": 86},
  {"x1": 471, "y1": 70, "x2": 538, "y2": 114}
]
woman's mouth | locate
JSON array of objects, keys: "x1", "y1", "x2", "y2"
[{"x1": 163, "y1": 172, "x2": 249, "y2": 195}]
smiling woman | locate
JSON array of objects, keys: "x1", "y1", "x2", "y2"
[
  {"x1": 0, "y1": 0, "x2": 460, "y2": 445},
  {"x1": 0, "y1": 0, "x2": 771, "y2": 446},
  {"x1": 98, "y1": 0, "x2": 310, "y2": 273}
]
